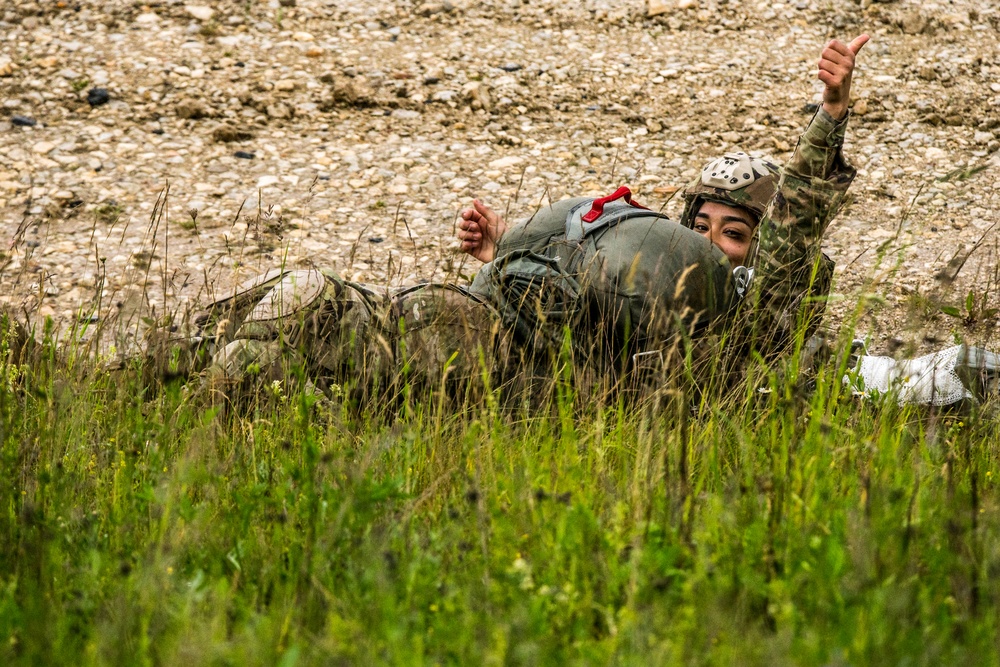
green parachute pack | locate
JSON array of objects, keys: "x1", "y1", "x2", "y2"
[{"x1": 469, "y1": 187, "x2": 737, "y2": 356}]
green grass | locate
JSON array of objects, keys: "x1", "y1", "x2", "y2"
[{"x1": 2, "y1": 337, "x2": 1000, "y2": 665}]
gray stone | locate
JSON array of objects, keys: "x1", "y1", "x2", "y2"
[
  {"x1": 391, "y1": 109, "x2": 421, "y2": 120},
  {"x1": 266, "y1": 102, "x2": 292, "y2": 119},
  {"x1": 647, "y1": 0, "x2": 671, "y2": 17},
  {"x1": 184, "y1": 5, "x2": 214, "y2": 21}
]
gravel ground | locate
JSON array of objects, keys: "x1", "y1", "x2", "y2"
[{"x1": 2, "y1": 0, "x2": 999, "y2": 356}]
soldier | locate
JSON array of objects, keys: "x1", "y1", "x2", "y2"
[{"x1": 458, "y1": 36, "x2": 869, "y2": 372}]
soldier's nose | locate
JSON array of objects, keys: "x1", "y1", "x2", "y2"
[{"x1": 709, "y1": 225, "x2": 722, "y2": 248}]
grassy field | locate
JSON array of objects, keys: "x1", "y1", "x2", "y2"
[{"x1": 3, "y1": 327, "x2": 1000, "y2": 666}]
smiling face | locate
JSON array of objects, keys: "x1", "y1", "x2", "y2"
[{"x1": 691, "y1": 200, "x2": 755, "y2": 267}]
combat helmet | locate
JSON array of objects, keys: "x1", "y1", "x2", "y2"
[{"x1": 679, "y1": 151, "x2": 781, "y2": 265}]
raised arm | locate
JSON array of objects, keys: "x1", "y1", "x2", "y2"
[{"x1": 751, "y1": 34, "x2": 869, "y2": 347}]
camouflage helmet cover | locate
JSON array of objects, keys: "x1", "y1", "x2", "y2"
[{"x1": 679, "y1": 152, "x2": 781, "y2": 229}]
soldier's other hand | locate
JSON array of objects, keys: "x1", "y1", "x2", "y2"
[
  {"x1": 818, "y1": 34, "x2": 869, "y2": 121},
  {"x1": 457, "y1": 199, "x2": 507, "y2": 264}
]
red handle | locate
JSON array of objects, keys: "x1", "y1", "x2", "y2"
[{"x1": 581, "y1": 186, "x2": 648, "y2": 223}]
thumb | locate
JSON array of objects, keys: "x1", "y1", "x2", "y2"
[
  {"x1": 473, "y1": 199, "x2": 495, "y2": 221},
  {"x1": 848, "y1": 34, "x2": 870, "y2": 56}
]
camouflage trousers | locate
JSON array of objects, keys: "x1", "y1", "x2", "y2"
[{"x1": 196, "y1": 268, "x2": 505, "y2": 406}]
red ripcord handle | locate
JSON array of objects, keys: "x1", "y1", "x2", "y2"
[{"x1": 580, "y1": 186, "x2": 649, "y2": 223}]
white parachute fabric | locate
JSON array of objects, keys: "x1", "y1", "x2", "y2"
[{"x1": 847, "y1": 345, "x2": 974, "y2": 406}]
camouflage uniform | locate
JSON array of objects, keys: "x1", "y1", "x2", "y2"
[
  {"x1": 746, "y1": 108, "x2": 855, "y2": 354},
  {"x1": 193, "y1": 268, "x2": 502, "y2": 405}
]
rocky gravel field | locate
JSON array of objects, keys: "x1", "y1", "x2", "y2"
[{"x1": 2, "y1": 0, "x2": 1000, "y2": 356}]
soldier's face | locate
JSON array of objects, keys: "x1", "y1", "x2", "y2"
[{"x1": 692, "y1": 201, "x2": 755, "y2": 267}]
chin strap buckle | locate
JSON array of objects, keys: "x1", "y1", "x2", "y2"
[{"x1": 732, "y1": 266, "x2": 754, "y2": 298}]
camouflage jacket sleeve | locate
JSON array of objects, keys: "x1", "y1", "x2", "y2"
[{"x1": 748, "y1": 108, "x2": 856, "y2": 350}]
